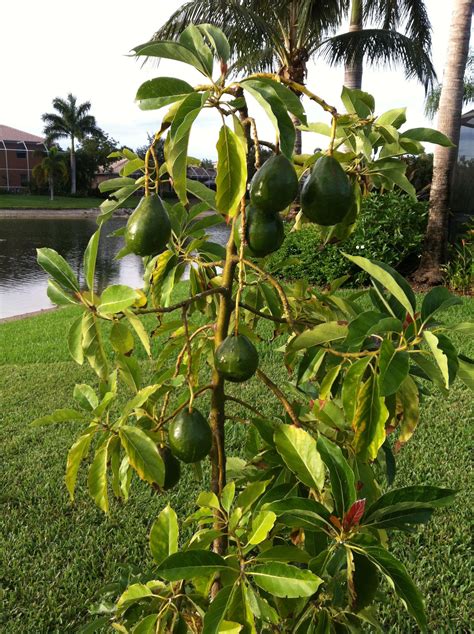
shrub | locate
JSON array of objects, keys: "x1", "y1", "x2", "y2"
[{"x1": 267, "y1": 192, "x2": 428, "y2": 285}]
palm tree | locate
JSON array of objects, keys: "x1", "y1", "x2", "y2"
[
  {"x1": 151, "y1": 0, "x2": 435, "y2": 152},
  {"x1": 414, "y1": 0, "x2": 473, "y2": 285},
  {"x1": 425, "y1": 51, "x2": 473, "y2": 118},
  {"x1": 42, "y1": 94, "x2": 100, "y2": 194},
  {"x1": 32, "y1": 147, "x2": 68, "y2": 201}
]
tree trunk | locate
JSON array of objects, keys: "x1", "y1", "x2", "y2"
[
  {"x1": 49, "y1": 175, "x2": 54, "y2": 201},
  {"x1": 414, "y1": 0, "x2": 473, "y2": 285},
  {"x1": 290, "y1": 113, "x2": 302, "y2": 155},
  {"x1": 344, "y1": 0, "x2": 364, "y2": 89},
  {"x1": 70, "y1": 136, "x2": 76, "y2": 195}
]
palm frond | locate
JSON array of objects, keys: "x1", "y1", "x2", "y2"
[
  {"x1": 364, "y1": 0, "x2": 432, "y2": 51},
  {"x1": 318, "y1": 28, "x2": 436, "y2": 91}
]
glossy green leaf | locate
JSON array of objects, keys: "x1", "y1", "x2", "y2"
[
  {"x1": 402, "y1": 127, "x2": 454, "y2": 147},
  {"x1": 83, "y1": 227, "x2": 101, "y2": 292},
  {"x1": 133, "y1": 39, "x2": 211, "y2": 77},
  {"x1": 421, "y1": 286, "x2": 462, "y2": 323},
  {"x1": 47, "y1": 280, "x2": 78, "y2": 306},
  {"x1": 450, "y1": 321, "x2": 474, "y2": 336},
  {"x1": 344, "y1": 254, "x2": 415, "y2": 317},
  {"x1": 119, "y1": 425, "x2": 164, "y2": 487},
  {"x1": 376, "y1": 108, "x2": 407, "y2": 128},
  {"x1": 31, "y1": 408, "x2": 85, "y2": 427},
  {"x1": 317, "y1": 435, "x2": 356, "y2": 517},
  {"x1": 197, "y1": 491, "x2": 220, "y2": 510},
  {"x1": 289, "y1": 322, "x2": 348, "y2": 352},
  {"x1": 157, "y1": 550, "x2": 228, "y2": 580},
  {"x1": 186, "y1": 178, "x2": 217, "y2": 211},
  {"x1": 82, "y1": 312, "x2": 108, "y2": 380},
  {"x1": 342, "y1": 357, "x2": 371, "y2": 422},
  {"x1": 378, "y1": 340, "x2": 409, "y2": 396},
  {"x1": 136, "y1": 76, "x2": 194, "y2": 110},
  {"x1": 242, "y1": 80, "x2": 295, "y2": 158},
  {"x1": 179, "y1": 24, "x2": 213, "y2": 77},
  {"x1": 123, "y1": 310, "x2": 151, "y2": 356},
  {"x1": 397, "y1": 375, "x2": 419, "y2": 443},
  {"x1": 252, "y1": 77, "x2": 307, "y2": 125},
  {"x1": 236, "y1": 480, "x2": 270, "y2": 512},
  {"x1": 197, "y1": 23, "x2": 230, "y2": 63},
  {"x1": 132, "y1": 614, "x2": 158, "y2": 634},
  {"x1": 341, "y1": 86, "x2": 375, "y2": 117},
  {"x1": 365, "y1": 486, "x2": 456, "y2": 519},
  {"x1": 73, "y1": 384, "x2": 98, "y2": 411},
  {"x1": 65, "y1": 426, "x2": 97, "y2": 500},
  {"x1": 98, "y1": 176, "x2": 136, "y2": 193},
  {"x1": 88, "y1": 438, "x2": 111, "y2": 513},
  {"x1": 215, "y1": 124, "x2": 247, "y2": 218},
  {"x1": 354, "y1": 545, "x2": 427, "y2": 631},
  {"x1": 37, "y1": 247, "x2": 80, "y2": 292},
  {"x1": 423, "y1": 331, "x2": 450, "y2": 388},
  {"x1": 150, "y1": 504, "x2": 179, "y2": 564},
  {"x1": 265, "y1": 497, "x2": 331, "y2": 531},
  {"x1": 221, "y1": 481, "x2": 235, "y2": 514},
  {"x1": 249, "y1": 562, "x2": 322, "y2": 598},
  {"x1": 110, "y1": 322, "x2": 134, "y2": 355},
  {"x1": 116, "y1": 582, "x2": 153, "y2": 609},
  {"x1": 458, "y1": 356, "x2": 474, "y2": 391},
  {"x1": 247, "y1": 511, "x2": 277, "y2": 545},
  {"x1": 255, "y1": 545, "x2": 311, "y2": 564},
  {"x1": 352, "y1": 374, "x2": 389, "y2": 461},
  {"x1": 202, "y1": 584, "x2": 236, "y2": 634},
  {"x1": 98, "y1": 285, "x2": 139, "y2": 315},
  {"x1": 274, "y1": 425, "x2": 325, "y2": 491},
  {"x1": 98, "y1": 184, "x2": 141, "y2": 224}
]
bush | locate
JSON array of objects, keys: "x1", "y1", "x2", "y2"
[{"x1": 267, "y1": 192, "x2": 428, "y2": 285}]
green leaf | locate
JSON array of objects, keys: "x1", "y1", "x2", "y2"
[
  {"x1": 249, "y1": 562, "x2": 322, "y2": 598},
  {"x1": 352, "y1": 374, "x2": 389, "y2": 461},
  {"x1": 119, "y1": 426, "x2": 164, "y2": 487},
  {"x1": 423, "y1": 331, "x2": 450, "y2": 388},
  {"x1": 116, "y1": 583, "x2": 153, "y2": 609},
  {"x1": 221, "y1": 481, "x2": 235, "y2": 514},
  {"x1": 37, "y1": 247, "x2": 79, "y2": 292},
  {"x1": 157, "y1": 550, "x2": 228, "y2": 581},
  {"x1": 124, "y1": 310, "x2": 151, "y2": 356},
  {"x1": 197, "y1": 491, "x2": 220, "y2": 510},
  {"x1": 450, "y1": 321, "x2": 474, "y2": 336},
  {"x1": 317, "y1": 435, "x2": 356, "y2": 517},
  {"x1": 397, "y1": 375, "x2": 420, "y2": 443},
  {"x1": 134, "y1": 39, "x2": 211, "y2": 77},
  {"x1": 343, "y1": 254, "x2": 415, "y2": 317},
  {"x1": 289, "y1": 322, "x2": 348, "y2": 352},
  {"x1": 98, "y1": 184, "x2": 141, "y2": 224},
  {"x1": 150, "y1": 504, "x2": 179, "y2": 565},
  {"x1": 236, "y1": 480, "x2": 270, "y2": 512},
  {"x1": 242, "y1": 80, "x2": 295, "y2": 158},
  {"x1": 421, "y1": 286, "x2": 462, "y2": 322},
  {"x1": 47, "y1": 280, "x2": 78, "y2": 306},
  {"x1": 131, "y1": 614, "x2": 158, "y2": 634},
  {"x1": 167, "y1": 92, "x2": 208, "y2": 204},
  {"x1": 82, "y1": 313, "x2": 108, "y2": 380},
  {"x1": 376, "y1": 108, "x2": 407, "y2": 128},
  {"x1": 365, "y1": 485, "x2": 456, "y2": 518},
  {"x1": 186, "y1": 178, "x2": 217, "y2": 211},
  {"x1": 215, "y1": 124, "x2": 247, "y2": 218},
  {"x1": 253, "y1": 77, "x2": 307, "y2": 125},
  {"x1": 198, "y1": 23, "x2": 231, "y2": 63},
  {"x1": 98, "y1": 176, "x2": 136, "y2": 193},
  {"x1": 378, "y1": 340, "x2": 409, "y2": 396},
  {"x1": 265, "y1": 497, "x2": 331, "y2": 531},
  {"x1": 401, "y1": 127, "x2": 454, "y2": 147},
  {"x1": 83, "y1": 227, "x2": 101, "y2": 292},
  {"x1": 73, "y1": 384, "x2": 98, "y2": 411},
  {"x1": 354, "y1": 545, "x2": 427, "y2": 631},
  {"x1": 274, "y1": 425, "x2": 325, "y2": 491},
  {"x1": 31, "y1": 408, "x2": 85, "y2": 427},
  {"x1": 65, "y1": 427, "x2": 97, "y2": 500},
  {"x1": 458, "y1": 357, "x2": 474, "y2": 391},
  {"x1": 247, "y1": 511, "x2": 277, "y2": 545},
  {"x1": 202, "y1": 584, "x2": 236, "y2": 634},
  {"x1": 110, "y1": 322, "x2": 134, "y2": 355},
  {"x1": 88, "y1": 437, "x2": 111, "y2": 513},
  {"x1": 255, "y1": 545, "x2": 311, "y2": 564},
  {"x1": 179, "y1": 24, "x2": 214, "y2": 77},
  {"x1": 341, "y1": 86, "x2": 375, "y2": 117},
  {"x1": 342, "y1": 357, "x2": 371, "y2": 422},
  {"x1": 136, "y1": 76, "x2": 194, "y2": 110},
  {"x1": 98, "y1": 285, "x2": 139, "y2": 315}
]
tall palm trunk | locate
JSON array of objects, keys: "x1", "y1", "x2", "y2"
[
  {"x1": 344, "y1": 0, "x2": 364, "y2": 89},
  {"x1": 414, "y1": 0, "x2": 472, "y2": 285},
  {"x1": 70, "y1": 135, "x2": 76, "y2": 195},
  {"x1": 49, "y1": 174, "x2": 54, "y2": 201}
]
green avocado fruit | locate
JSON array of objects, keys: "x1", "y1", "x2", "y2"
[
  {"x1": 215, "y1": 334, "x2": 259, "y2": 382},
  {"x1": 168, "y1": 409, "x2": 212, "y2": 463},
  {"x1": 301, "y1": 155, "x2": 353, "y2": 226},
  {"x1": 158, "y1": 445, "x2": 181, "y2": 490},
  {"x1": 125, "y1": 194, "x2": 171, "y2": 256},
  {"x1": 250, "y1": 154, "x2": 298, "y2": 213},
  {"x1": 245, "y1": 205, "x2": 285, "y2": 257}
]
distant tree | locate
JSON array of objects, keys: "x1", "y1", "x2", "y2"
[
  {"x1": 32, "y1": 146, "x2": 68, "y2": 201},
  {"x1": 425, "y1": 51, "x2": 474, "y2": 118},
  {"x1": 135, "y1": 134, "x2": 165, "y2": 162},
  {"x1": 200, "y1": 158, "x2": 215, "y2": 169},
  {"x1": 75, "y1": 130, "x2": 119, "y2": 193},
  {"x1": 42, "y1": 94, "x2": 100, "y2": 194}
]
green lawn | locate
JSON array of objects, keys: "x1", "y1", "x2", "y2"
[
  {"x1": 0, "y1": 194, "x2": 139, "y2": 210},
  {"x1": 0, "y1": 297, "x2": 472, "y2": 632}
]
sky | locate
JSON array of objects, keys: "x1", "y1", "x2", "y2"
[{"x1": 0, "y1": 1, "x2": 469, "y2": 159}]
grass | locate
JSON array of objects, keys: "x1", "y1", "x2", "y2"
[
  {"x1": 0, "y1": 295, "x2": 472, "y2": 632},
  {"x1": 0, "y1": 194, "x2": 140, "y2": 210}
]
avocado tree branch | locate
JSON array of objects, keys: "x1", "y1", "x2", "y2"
[
  {"x1": 157, "y1": 384, "x2": 214, "y2": 428},
  {"x1": 224, "y1": 394, "x2": 266, "y2": 418},
  {"x1": 135, "y1": 286, "x2": 226, "y2": 314},
  {"x1": 256, "y1": 369, "x2": 300, "y2": 427}
]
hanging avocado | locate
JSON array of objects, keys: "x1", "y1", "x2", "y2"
[
  {"x1": 245, "y1": 204, "x2": 285, "y2": 257},
  {"x1": 168, "y1": 409, "x2": 212, "y2": 463},
  {"x1": 124, "y1": 194, "x2": 171, "y2": 256},
  {"x1": 215, "y1": 334, "x2": 259, "y2": 382},
  {"x1": 301, "y1": 155, "x2": 353, "y2": 226},
  {"x1": 157, "y1": 445, "x2": 181, "y2": 490},
  {"x1": 250, "y1": 154, "x2": 298, "y2": 213}
]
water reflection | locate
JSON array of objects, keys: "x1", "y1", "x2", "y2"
[{"x1": 0, "y1": 216, "x2": 229, "y2": 319}]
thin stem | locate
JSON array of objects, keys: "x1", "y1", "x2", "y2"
[
  {"x1": 256, "y1": 369, "x2": 300, "y2": 427},
  {"x1": 157, "y1": 384, "x2": 213, "y2": 428},
  {"x1": 182, "y1": 307, "x2": 194, "y2": 411},
  {"x1": 135, "y1": 287, "x2": 226, "y2": 314},
  {"x1": 234, "y1": 199, "x2": 247, "y2": 335},
  {"x1": 238, "y1": 301, "x2": 311, "y2": 327},
  {"x1": 224, "y1": 395, "x2": 266, "y2": 418},
  {"x1": 329, "y1": 116, "x2": 337, "y2": 155}
]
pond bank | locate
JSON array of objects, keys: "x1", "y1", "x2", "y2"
[{"x1": 0, "y1": 208, "x2": 130, "y2": 219}]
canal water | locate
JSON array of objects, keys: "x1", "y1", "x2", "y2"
[{"x1": 0, "y1": 215, "x2": 229, "y2": 319}]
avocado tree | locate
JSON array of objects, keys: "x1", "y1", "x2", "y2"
[{"x1": 35, "y1": 25, "x2": 473, "y2": 633}]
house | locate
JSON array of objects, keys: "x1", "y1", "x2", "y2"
[
  {"x1": 459, "y1": 109, "x2": 474, "y2": 160},
  {"x1": 0, "y1": 125, "x2": 48, "y2": 191}
]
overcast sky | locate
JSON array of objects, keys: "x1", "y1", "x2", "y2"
[{"x1": 1, "y1": 1, "x2": 469, "y2": 158}]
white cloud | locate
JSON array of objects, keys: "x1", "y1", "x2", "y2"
[{"x1": 0, "y1": 0, "x2": 466, "y2": 158}]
